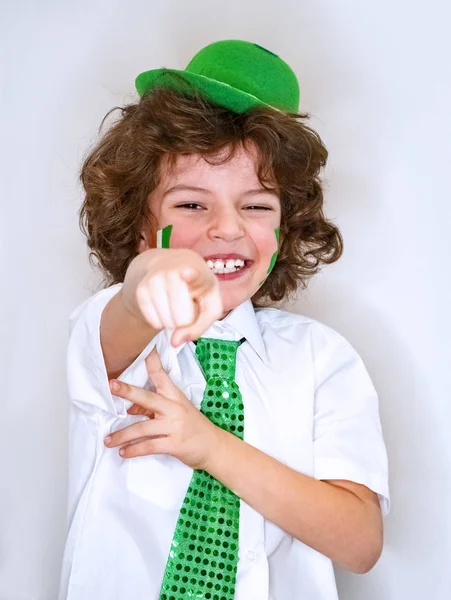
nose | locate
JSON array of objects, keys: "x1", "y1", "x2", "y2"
[{"x1": 208, "y1": 204, "x2": 245, "y2": 242}]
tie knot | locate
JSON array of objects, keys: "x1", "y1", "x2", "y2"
[{"x1": 195, "y1": 338, "x2": 241, "y2": 381}]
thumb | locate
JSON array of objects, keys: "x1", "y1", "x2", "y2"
[
  {"x1": 179, "y1": 266, "x2": 199, "y2": 284},
  {"x1": 180, "y1": 265, "x2": 215, "y2": 293},
  {"x1": 145, "y1": 347, "x2": 182, "y2": 400}
]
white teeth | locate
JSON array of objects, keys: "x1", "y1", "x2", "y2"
[{"x1": 205, "y1": 258, "x2": 247, "y2": 274}]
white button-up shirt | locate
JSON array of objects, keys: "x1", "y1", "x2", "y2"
[{"x1": 60, "y1": 284, "x2": 389, "y2": 600}]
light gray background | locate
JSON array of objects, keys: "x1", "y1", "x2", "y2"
[{"x1": 1, "y1": 1, "x2": 450, "y2": 598}]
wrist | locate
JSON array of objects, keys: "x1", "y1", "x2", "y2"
[{"x1": 202, "y1": 424, "x2": 232, "y2": 474}]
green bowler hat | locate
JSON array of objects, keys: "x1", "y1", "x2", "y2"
[{"x1": 135, "y1": 39, "x2": 300, "y2": 114}]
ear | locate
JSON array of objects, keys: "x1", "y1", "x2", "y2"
[
  {"x1": 138, "y1": 229, "x2": 157, "y2": 253},
  {"x1": 138, "y1": 232, "x2": 149, "y2": 253}
]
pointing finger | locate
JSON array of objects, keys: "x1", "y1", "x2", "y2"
[
  {"x1": 174, "y1": 286, "x2": 223, "y2": 344},
  {"x1": 167, "y1": 271, "x2": 195, "y2": 328}
]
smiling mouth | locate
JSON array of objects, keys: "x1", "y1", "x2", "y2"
[
  {"x1": 202, "y1": 253, "x2": 253, "y2": 275},
  {"x1": 206, "y1": 258, "x2": 248, "y2": 274}
]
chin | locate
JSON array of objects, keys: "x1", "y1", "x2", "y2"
[{"x1": 220, "y1": 289, "x2": 253, "y2": 316}]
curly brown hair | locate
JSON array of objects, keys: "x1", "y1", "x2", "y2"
[{"x1": 80, "y1": 86, "x2": 343, "y2": 305}]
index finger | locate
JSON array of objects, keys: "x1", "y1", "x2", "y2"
[
  {"x1": 109, "y1": 380, "x2": 168, "y2": 414},
  {"x1": 171, "y1": 285, "x2": 223, "y2": 345}
]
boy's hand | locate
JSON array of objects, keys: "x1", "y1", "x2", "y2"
[
  {"x1": 122, "y1": 248, "x2": 223, "y2": 346},
  {"x1": 104, "y1": 347, "x2": 223, "y2": 470}
]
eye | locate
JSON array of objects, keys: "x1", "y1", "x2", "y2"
[
  {"x1": 175, "y1": 203, "x2": 204, "y2": 210},
  {"x1": 245, "y1": 205, "x2": 272, "y2": 211}
]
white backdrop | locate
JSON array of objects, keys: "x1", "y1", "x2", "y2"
[{"x1": 2, "y1": 1, "x2": 451, "y2": 599}]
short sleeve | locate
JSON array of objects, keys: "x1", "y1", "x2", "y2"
[
  {"x1": 67, "y1": 284, "x2": 156, "y2": 416},
  {"x1": 312, "y1": 329, "x2": 390, "y2": 515}
]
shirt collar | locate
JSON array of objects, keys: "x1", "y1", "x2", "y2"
[
  {"x1": 222, "y1": 299, "x2": 269, "y2": 365},
  {"x1": 165, "y1": 299, "x2": 269, "y2": 366}
]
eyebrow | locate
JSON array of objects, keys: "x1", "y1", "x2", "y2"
[
  {"x1": 163, "y1": 185, "x2": 210, "y2": 197},
  {"x1": 163, "y1": 184, "x2": 278, "y2": 197}
]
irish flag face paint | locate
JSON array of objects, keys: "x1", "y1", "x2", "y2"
[
  {"x1": 156, "y1": 225, "x2": 173, "y2": 249},
  {"x1": 259, "y1": 227, "x2": 280, "y2": 287}
]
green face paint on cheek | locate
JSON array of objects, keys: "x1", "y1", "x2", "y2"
[
  {"x1": 156, "y1": 224, "x2": 173, "y2": 248},
  {"x1": 259, "y1": 227, "x2": 280, "y2": 287},
  {"x1": 267, "y1": 227, "x2": 280, "y2": 275}
]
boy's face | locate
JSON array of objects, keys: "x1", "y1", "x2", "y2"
[{"x1": 142, "y1": 143, "x2": 281, "y2": 316}]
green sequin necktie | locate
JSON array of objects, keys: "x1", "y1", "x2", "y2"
[{"x1": 158, "y1": 337, "x2": 245, "y2": 600}]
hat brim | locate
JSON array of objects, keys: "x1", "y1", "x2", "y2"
[{"x1": 135, "y1": 68, "x2": 273, "y2": 114}]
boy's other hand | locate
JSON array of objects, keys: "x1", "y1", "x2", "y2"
[
  {"x1": 122, "y1": 249, "x2": 223, "y2": 346},
  {"x1": 104, "y1": 347, "x2": 223, "y2": 470}
]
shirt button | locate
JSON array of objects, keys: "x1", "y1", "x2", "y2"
[{"x1": 244, "y1": 549, "x2": 257, "y2": 562}]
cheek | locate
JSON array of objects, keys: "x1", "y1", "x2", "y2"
[
  {"x1": 254, "y1": 227, "x2": 279, "y2": 260},
  {"x1": 162, "y1": 225, "x2": 199, "y2": 250}
]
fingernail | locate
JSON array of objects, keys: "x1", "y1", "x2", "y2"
[
  {"x1": 119, "y1": 448, "x2": 125, "y2": 457},
  {"x1": 110, "y1": 380, "x2": 120, "y2": 392},
  {"x1": 104, "y1": 436, "x2": 112, "y2": 445}
]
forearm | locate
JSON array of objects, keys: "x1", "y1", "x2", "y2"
[
  {"x1": 205, "y1": 428, "x2": 383, "y2": 574},
  {"x1": 100, "y1": 290, "x2": 160, "y2": 379}
]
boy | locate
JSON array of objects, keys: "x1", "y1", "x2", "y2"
[{"x1": 60, "y1": 40, "x2": 389, "y2": 600}]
